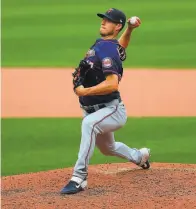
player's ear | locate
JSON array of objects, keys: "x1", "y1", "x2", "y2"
[{"x1": 116, "y1": 23, "x2": 122, "y2": 32}]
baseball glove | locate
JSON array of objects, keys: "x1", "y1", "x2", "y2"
[{"x1": 72, "y1": 60, "x2": 91, "y2": 90}]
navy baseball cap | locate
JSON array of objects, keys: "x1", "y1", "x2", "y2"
[{"x1": 97, "y1": 8, "x2": 126, "y2": 29}]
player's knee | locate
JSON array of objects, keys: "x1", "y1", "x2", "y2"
[
  {"x1": 98, "y1": 146, "x2": 115, "y2": 156},
  {"x1": 100, "y1": 149, "x2": 114, "y2": 156}
]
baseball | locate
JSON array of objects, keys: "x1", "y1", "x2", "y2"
[{"x1": 129, "y1": 16, "x2": 138, "y2": 25}]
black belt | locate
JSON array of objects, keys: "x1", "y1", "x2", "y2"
[{"x1": 82, "y1": 97, "x2": 122, "y2": 114}]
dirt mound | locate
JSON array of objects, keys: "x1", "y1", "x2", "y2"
[{"x1": 2, "y1": 163, "x2": 196, "y2": 209}]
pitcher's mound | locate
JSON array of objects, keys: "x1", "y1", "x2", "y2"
[{"x1": 2, "y1": 163, "x2": 196, "y2": 209}]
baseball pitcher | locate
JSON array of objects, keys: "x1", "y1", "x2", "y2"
[{"x1": 61, "y1": 8, "x2": 150, "y2": 195}]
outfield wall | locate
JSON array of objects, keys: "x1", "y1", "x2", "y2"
[{"x1": 2, "y1": 68, "x2": 196, "y2": 117}]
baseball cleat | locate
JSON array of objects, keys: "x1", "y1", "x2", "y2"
[
  {"x1": 60, "y1": 176, "x2": 87, "y2": 195},
  {"x1": 138, "y1": 148, "x2": 150, "y2": 169}
]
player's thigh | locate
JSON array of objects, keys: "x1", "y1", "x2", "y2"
[{"x1": 82, "y1": 106, "x2": 125, "y2": 134}]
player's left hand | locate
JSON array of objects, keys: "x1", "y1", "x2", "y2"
[
  {"x1": 127, "y1": 16, "x2": 141, "y2": 29},
  {"x1": 74, "y1": 85, "x2": 86, "y2": 96}
]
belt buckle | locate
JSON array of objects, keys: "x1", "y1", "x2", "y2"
[
  {"x1": 82, "y1": 104, "x2": 106, "y2": 114},
  {"x1": 88, "y1": 106, "x2": 95, "y2": 113},
  {"x1": 83, "y1": 106, "x2": 95, "y2": 113},
  {"x1": 98, "y1": 104, "x2": 106, "y2": 109}
]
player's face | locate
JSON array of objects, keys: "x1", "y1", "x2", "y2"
[{"x1": 100, "y1": 18, "x2": 120, "y2": 37}]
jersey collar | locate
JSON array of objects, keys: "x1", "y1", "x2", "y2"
[{"x1": 96, "y1": 38, "x2": 118, "y2": 44}]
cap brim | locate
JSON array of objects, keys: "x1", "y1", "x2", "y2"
[
  {"x1": 97, "y1": 13, "x2": 118, "y2": 23},
  {"x1": 97, "y1": 13, "x2": 105, "y2": 18}
]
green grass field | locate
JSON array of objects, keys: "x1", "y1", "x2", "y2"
[
  {"x1": 2, "y1": 0, "x2": 196, "y2": 68},
  {"x1": 2, "y1": 117, "x2": 196, "y2": 176}
]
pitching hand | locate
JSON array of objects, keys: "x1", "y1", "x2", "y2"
[{"x1": 127, "y1": 16, "x2": 141, "y2": 29}]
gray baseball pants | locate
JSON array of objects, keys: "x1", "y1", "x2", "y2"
[{"x1": 73, "y1": 99, "x2": 142, "y2": 179}]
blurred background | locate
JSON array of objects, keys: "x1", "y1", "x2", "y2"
[
  {"x1": 2, "y1": 0, "x2": 196, "y2": 68},
  {"x1": 2, "y1": 0, "x2": 196, "y2": 176}
]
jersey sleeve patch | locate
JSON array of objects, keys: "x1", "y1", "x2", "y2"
[
  {"x1": 86, "y1": 49, "x2": 95, "y2": 58},
  {"x1": 102, "y1": 57, "x2": 113, "y2": 68}
]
